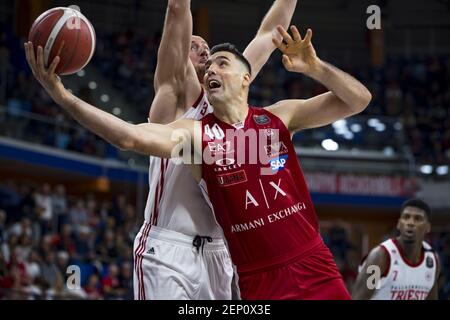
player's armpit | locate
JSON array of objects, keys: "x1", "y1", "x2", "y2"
[{"x1": 351, "y1": 246, "x2": 388, "y2": 300}]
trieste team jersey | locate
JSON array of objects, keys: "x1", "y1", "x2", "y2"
[
  {"x1": 200, "y1": 106, "x2": 322, "y2": 273},
  {"x1": 370, "y1": 238, "x2": 437, "y2": 300}
]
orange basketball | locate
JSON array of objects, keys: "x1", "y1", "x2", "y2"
[{"x1": 28, "y1": 7, "x2": 96, "y2": 75}]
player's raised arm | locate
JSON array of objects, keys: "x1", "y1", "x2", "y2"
[
  {"x1": 351, "y1": 246, "x2": 388, "y2": 300},
  {"x1": 243, "y1": 0, "x2": 298, "y2": 82},
  {"x1": 267, "y1": 25, "x2": 372, "y2": 133},
  {"x1": 149, "y1": 0, "x2": 201, "y2": 124},
  {"x1": 25, "y1": 42, "x2": 196, "y2": 159},
  {"x1": 153, "y1": 0, "x2": 192, "y2": 92}
]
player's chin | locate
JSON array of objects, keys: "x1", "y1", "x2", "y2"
[
  {"x1": 206, "y1": 90, "x2": 223, "y2": 103},
  {"x1": 402, "y1": 232, "x2": 416, "y2": 243}
]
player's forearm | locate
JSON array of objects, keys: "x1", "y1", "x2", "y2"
[
  {"x1": 244, "y1": 0, "x2": 297, "y2": 81},
  {"x1": 351, "y1": 288, "x2": 374, "y2": 300},
  {"x1": 308, "y1": 60, "x2": 372, "y2": 113},
  {"x1": 154, "y1": 0, "x2": 192, "y2": 88},
  {"x1": 351, "y1": 276, "x2": 375, "y2": 300},
  {"x1": 55, "y1": 90, "x2": 138, "y2": 151},
  {"x1": 258, "y1": 0, "x2": 297, "y2": 35}
]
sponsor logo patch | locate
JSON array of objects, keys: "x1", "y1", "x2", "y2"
[
  {"x1": 216, "y1": 158, "x2": 235, "y2": 166},
  {"x1": 426, "y1": 256, "x2": 434, "y2": 268},
  {"x1": 269, "y1": 155, "x2": 288, "y2": 172},
  {"x1": 216, "y1": 170, "x2": 248, "y2": 187},
  {"x1": 253, "y1": 114, "x2": 271, "y2": 125},
  {"x1": 264, "y1": 141, "x2": 288, "y2": 158},
  {"x1": 208, "y1": 141, "x2": 233, "y2": 154}
]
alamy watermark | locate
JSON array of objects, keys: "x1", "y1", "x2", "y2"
[
  {"x1": 366, "y1": 265, "x2": 381, "y2": 290},
  {"x1": 366, "y1": 5, "x2": 382, "y2": 30},
  {"x1": 66, "y1": 265, "x2": 81, "y2": 290}
]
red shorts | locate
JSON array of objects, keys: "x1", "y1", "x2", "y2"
[{"x1": 238, "y1": 241, "x2": 351, "y2": 300}]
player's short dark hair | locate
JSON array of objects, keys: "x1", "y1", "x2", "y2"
[
  {"x1": 210, "y1": 43, "x2": 252, "y2": 75},
  {"x1": 400, "y1": 198, "x2": 431, "y2": 220}
]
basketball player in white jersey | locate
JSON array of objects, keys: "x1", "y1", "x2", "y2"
[
  {"x1": 135, "y1": 0, "x2": 299, "y2": 299},
  {"x1": 352, "y1": 199, "x2": 440, "y2": 300}
]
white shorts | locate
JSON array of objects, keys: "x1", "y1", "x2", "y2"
[{"x1": 133, "y1": 223, "x2": 234, "y2": 300}]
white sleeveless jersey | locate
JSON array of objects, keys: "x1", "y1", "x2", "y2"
[
  {"x1": 143, "y1": 90, "x2": 221, "y2": 237},
  {"x1": 370, "y1": 238, "x2": 437, "y2": 300}
]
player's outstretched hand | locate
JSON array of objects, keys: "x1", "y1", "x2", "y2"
[
  {"x1": 272, "y1": 25, "x2": 320, "y2": 75},
  {"x1": 24, "y1": 42, "x2": 66, "y2": 102}
]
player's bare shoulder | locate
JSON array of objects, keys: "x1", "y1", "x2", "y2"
[
  {"x1": 361, "y1": 245, "x2": 389, "y2": 272},
  {"x1": 264, "y1": 99, "x2": 306, "y2": 133}
]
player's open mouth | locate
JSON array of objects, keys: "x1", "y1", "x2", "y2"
[{"x1": 208, "y1": 79, "x2": 222, "y2": 90}]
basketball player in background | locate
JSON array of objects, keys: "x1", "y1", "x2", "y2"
[
  {"x1": 352, "y1": 199, "x2": 440, "y2": 300},
  {"x1": 138, "y1": 0, "x2": 298, "y2": 300},
  {"x1": 25, "y1": 22, "x2": 372, "y2": 299}
]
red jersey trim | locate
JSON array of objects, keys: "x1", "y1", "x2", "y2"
[
  {"x1": 191, "y1": 88, "x2": 204, "y2": 109},
  {"x1": 379, "y1": 244, "x2": 390, "y2": 278},
  {"x1": 391, "y1": 238, "x2": 425, "y2": 268}
]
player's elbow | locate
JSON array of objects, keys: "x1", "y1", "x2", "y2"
[
  {"x1": 116, "y1": 137, "x2": 136, "y2": 152},
  {"x1": 167, "y1": 0, "x2": 189, "y2": 15},
  {"x1": 353, "y1": 88, "x2": 372, "y2": 114},
  {"x1": 361, "y1": 88, "x2": 372, "y2": 109},
  {"x1": 116, "y1": 127, "x2": 139, "y2": 152}
]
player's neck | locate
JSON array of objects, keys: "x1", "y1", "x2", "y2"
[
  {"x1": 396, "y1": 236, "x2": 422, "y2": 264},
  {"x1": 213, "y1": 102, "x2": 249, "y2": 125},
  {"x1": 212, "y1": 92, "x2": 249, "y2": 125}
]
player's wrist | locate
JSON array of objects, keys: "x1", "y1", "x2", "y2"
[
  {"x1": 304, "y1": 58, "x2": 324, "y2": 78},
  {"x1": 52, "y1": 85, "x2": 70, "y2": 106}
]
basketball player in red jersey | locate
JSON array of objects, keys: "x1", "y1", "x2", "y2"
[
  {"x1": 139, "y1": 0, "x2": 298, "y2": 299},
  {"x1": 25, "y1": 23, "x2": 372, "y2": 299},
  {"x1": 352, "y1": 199, "x2": 440, "y2": 300}
]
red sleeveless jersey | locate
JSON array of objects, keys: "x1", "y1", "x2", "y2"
[{"x1": 200, "y1": 106, "x2": 322, "y2": 273}]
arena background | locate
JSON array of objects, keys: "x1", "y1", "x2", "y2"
[{"x1": 0, "y1": 0, "x2": 449, "y2": 300}]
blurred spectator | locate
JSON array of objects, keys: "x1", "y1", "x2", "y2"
[
  {"x1": 52, "y1": 184, "x2": 67, "y2": 232},
  {"x1": 25, "y1": 250, "x2": 41, "y2": 282},
  {"x1": 40, "y1": 251, "x2": 61, "y2": 288},
  {"x1": 119, "y1": 261, "x2": 134, "y2": 300},
  {"x1": 68, "y1": 199, "x2": 88, "y2": 232},
  {"x1": 34, "y1": 183, "x2": 53, "y2": 234},
  {"x1": 84, "y1": 273, "x2": 102, "y2": 300},
  {"x1": 101, "y1": 263, "x2": 122, "y2": 299}
]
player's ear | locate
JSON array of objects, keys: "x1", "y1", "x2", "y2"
[
  {"x1": 425, "y1": 221, "x2": 431, "y2": 233},
  {"x1": 396, "y1": 219, "x2": 401, "y2": 232},
  {"x1": 242, "y1": 72, "x2": 251, "y2": 87}
]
